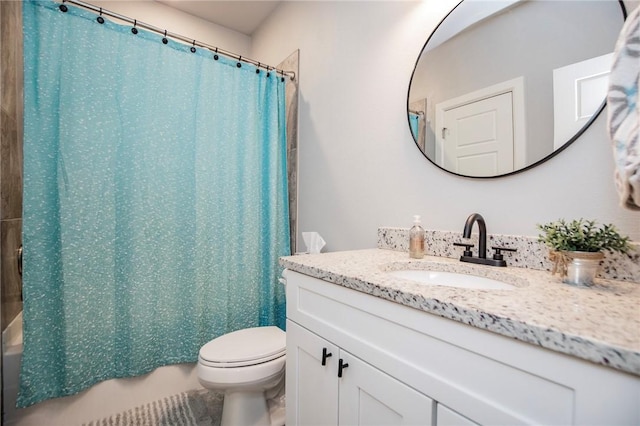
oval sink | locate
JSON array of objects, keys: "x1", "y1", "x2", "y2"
[{"x1": 387, "y1": 270, "x2": 516, "y2": 290}]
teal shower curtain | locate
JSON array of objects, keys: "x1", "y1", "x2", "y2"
[
  {"x1": 409, "y1": 112, "x2": 420, "y2": 141},
  {"x1": 20, "y1": 0, "x2": 290, "y2": 407}
]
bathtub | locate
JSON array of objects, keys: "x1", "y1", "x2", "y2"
[
  {"x1": 3, "y1": 311, "x2": 23, "y2": 425},
  {"x1": 1, "y1": 312, "x2": 201, "y2": 426}
]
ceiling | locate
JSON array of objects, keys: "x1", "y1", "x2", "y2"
[{"x1": 155, "y1": 1, "x2": 282, "y2": 35}]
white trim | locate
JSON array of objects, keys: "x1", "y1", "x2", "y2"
[{"x1": 435, "y1": 76, "x2": 527, "y2": 171}]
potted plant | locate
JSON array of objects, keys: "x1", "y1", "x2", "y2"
[{"x1": 537, "y1": 219, "x2": 632, "y2": 286}]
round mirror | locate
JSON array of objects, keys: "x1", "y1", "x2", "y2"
[{"x1": 408, "y1": 0, "x2": 627, "y2": 178}]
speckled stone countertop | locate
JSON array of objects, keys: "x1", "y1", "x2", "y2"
[{"x1": 280, "y1": 249, "x2": 640, "y2": 377}]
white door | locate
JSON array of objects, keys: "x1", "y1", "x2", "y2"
[
  {"x1": 553, "y1": 52, "x2": 613, "y2": 149},
  {"x1": 286, "y1": 320, "x2": 340, "y2": 426},
  {"x1": 440, "y1": 92, "x2": 514, "y2": 176},
  {"x1": 338, "y1": 351, "x2": 434, "y2": 426}
]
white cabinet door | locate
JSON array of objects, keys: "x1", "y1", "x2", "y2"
[
  {"x1": 437, "y1": 404, "x2": 479, "y2": 426},
  {"x1": 338, "y1": 351, "x2": 434, "y2": 426},
  {"x1": 286, "y1": 320, "x2": 340, "y2": 426},
  {"x1": 287, "y1": 320, "x2": 435, "y2": 426}
]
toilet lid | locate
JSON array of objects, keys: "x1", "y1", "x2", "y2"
[{"x1": 199, "y1": 326, "x2": 286, "y2": 367}]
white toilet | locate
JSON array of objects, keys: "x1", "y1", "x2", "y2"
[{"x1": 197, "y1": 326, "x2": 286, "y2": 426}]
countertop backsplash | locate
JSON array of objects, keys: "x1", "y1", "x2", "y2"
[{"x1": 377, "y1": 227, "x2": 640, "y2": 283}]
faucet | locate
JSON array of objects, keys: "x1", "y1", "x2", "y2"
[{"x1": 454, "y1": 213, "x2": 516, "y2": 267}]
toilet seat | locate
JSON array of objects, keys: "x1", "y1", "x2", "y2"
[{"x1": 199, "y1": 326, "x2": 286, "y2": 368}]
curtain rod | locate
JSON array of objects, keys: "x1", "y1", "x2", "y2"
[{"x1": 60, "y1": 0, "x2": 296, "y2": 81}]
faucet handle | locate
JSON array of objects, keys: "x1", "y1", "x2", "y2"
[
  {"x1": 491, "y1": 246, "x2": 517, "y2": 261},
  {"x1": 454, "y1": 242, "x2": 474, "y2": 257}
]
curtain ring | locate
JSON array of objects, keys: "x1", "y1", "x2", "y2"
[
  {"x1": 162, "y1": 30, "x2": 168, "y2": 45},
  {"x1": 190, "y1": 40, "x2": 196, "y2": 53},
  {"x1": 59, "y1": 1, "x2": 68, "y2": 13},
  {"x1": 237, "y1": 56, "x2": 242, "y2": 68},
  {"x1": 214, "y1": 47, "x2": 219, "y2": 60},
  {"x1": 97, "y1": 8, "x2": 105, "y2": 24},
  {"x1": 256, "y1": 62, "x2": 261, "y2": 74},
  {"x1": 131, "y1": 19, "x2": 138, "y2": 35}
]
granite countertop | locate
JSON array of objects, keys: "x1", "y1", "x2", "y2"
[{"x1": 279, "y1": 248, "x2": 640, "y2": 377}]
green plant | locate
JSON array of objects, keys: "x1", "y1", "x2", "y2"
[{"x1": 537, "y1": 219, "x2": 632, "y2": 254}]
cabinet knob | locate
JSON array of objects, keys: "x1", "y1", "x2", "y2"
[
  {"x1": 321, "y1": 347, "x2": 333, "y2": 366},
  {"x1": 338, "y1": 359, "x2": 349, "y2": 378}
]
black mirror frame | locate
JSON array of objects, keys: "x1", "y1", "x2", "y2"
[{"x1": 407, "y1": 0, "x2": 628, "y2": 179}]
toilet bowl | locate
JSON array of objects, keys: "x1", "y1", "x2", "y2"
[{"x1": 197, "y1": 326, "x2": 286, "y2": 426}]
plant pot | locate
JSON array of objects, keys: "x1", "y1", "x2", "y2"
[{"x1": 560, "y1": 251, "x2": 604, "y2": 286}]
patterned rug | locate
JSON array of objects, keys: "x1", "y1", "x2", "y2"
[
  {"x1": 83, "y1": 381, "x2": 286, "y2": 426},
  {"x1": 82, "y1": 389, "x2": 224, "y2": 426}
]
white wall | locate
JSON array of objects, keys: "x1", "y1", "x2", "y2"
[
  {"x1": 251, "y1": 0, "x2": 640, "y2": 252},
  {"x1": 89, "y1": 1, "x2": 252, "y2": 55}
]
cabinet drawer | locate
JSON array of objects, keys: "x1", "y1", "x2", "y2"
[{"x1": 286, "y1": 271, "x2": 577, "y2": 425}]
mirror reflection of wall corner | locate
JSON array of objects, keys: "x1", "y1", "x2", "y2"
[{"x1": 408, "y1": 0, "x2": 626, "y2": 178}]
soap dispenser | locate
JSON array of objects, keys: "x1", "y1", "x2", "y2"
[{"x1": 409, "y1": 215, "x2": 425, "y2": 259}]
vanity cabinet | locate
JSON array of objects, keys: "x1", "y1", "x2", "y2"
[
  {"x1": 286, "y1": 320, "x2": 434, "y2": 425},
  {"x1": 284, "y1": 270, "x2": 640, "y2": 425}
]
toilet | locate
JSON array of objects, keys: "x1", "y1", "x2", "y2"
[{"x1": 197, "y1": 326, "x2": 286, "y2": 426}]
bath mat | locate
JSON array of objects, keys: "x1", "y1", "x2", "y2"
[{"x1": 82, "y1": 389, "x2": 224, "y2": 426}]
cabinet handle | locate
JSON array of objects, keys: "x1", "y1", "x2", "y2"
[
  {"x1": 17, "y1": 245, "x2": 22, "y2": 276},
  {"x1": 338, "y1": 358, "x2": 349, "y2": 378},
  {"x1": 321, "y1": 347, "x2": 333, "y2": 366}
]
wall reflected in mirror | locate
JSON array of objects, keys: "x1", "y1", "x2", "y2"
[{"x1": 408, "y1": 0, "x2": 626, "y2": 178}]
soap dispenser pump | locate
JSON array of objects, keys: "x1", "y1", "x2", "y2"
[{"x1": 409, "y1": 215, "x2": 425, "y2": 259}]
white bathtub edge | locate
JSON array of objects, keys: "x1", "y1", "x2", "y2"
[{"x1": 3, "y1": 311, "x2": 23, "y2": 352}]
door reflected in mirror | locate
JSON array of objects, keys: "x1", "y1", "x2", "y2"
[{"x1": 407, "y1": 0, "x2": 626, "y2": 178}]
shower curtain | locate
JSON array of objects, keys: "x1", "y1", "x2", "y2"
[
  {"x1": 19, "y1": 0, "x2": 290, "y2": 407},
  {"x1": 409, "y1": 112, "x2": 420, "y2": 141}
]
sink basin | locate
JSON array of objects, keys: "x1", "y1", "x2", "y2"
[{"x1": 386, "y1": 270, "x2": 516, "y2": 290}]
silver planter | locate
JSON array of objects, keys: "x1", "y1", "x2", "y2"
[{"x1": 562, "y1": 251, "x2": 604, "y2": 286}]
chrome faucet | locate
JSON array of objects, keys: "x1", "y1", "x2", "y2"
[{"x1": 454, "y1": 213, "x2": 516, "y2": 267}]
